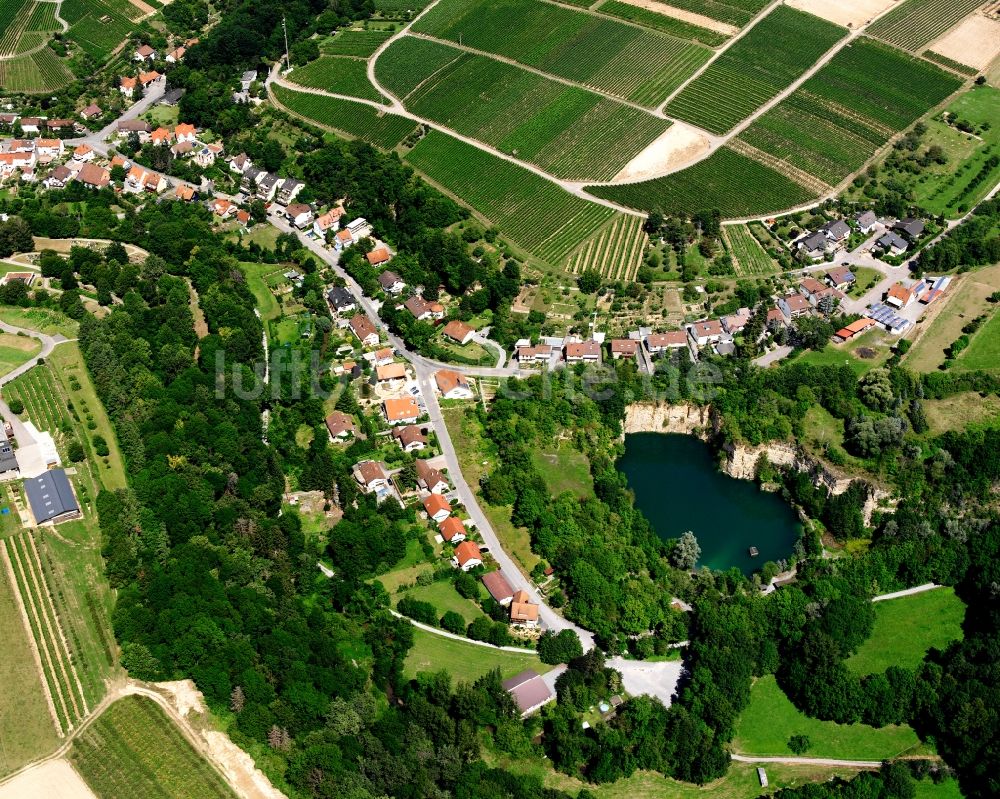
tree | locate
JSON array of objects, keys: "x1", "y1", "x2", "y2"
[
  {"x1": 577, "y1": 268, "x2": 602, "y2": 294},
  {"x1": 670, "y1": 531, "x2": 701, "y2": 570},
  {"x1": 538, "y1": 629, "x2": 584, "y2": 664},
  {"x1": 230, "y1": 685, "x2": 245, "y2": 713},
  {"x1": 787, "y1": 734, "x2": 810, "y2": 754},
  {"x1": 441, "y1": 611, "x2": 466, "y2": 635},
  {"x1": 859, "y1": 368, "x2": 895, "y2": 412},
  {"x1": 7, "y1": 398, "x2": 23, "y2": 415}
]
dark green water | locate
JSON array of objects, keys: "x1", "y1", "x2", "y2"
[{"x1": 618, "y1": 433, "x2": 802, "y2": 574}]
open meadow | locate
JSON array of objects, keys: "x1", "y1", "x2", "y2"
[{"x1": 403, "y1": 626, "x2": 549, "y2": 681}]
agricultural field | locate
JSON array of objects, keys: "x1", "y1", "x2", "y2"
[
  {"x1": 403, "y1": 626, "x2": 549, "y2": 681},
  {"x1": 271, "y1": 84, "x2": 417, "y2": 149},
  {"x1": 954, "y1": 306, "x2": 1000, "y2": 371},
  {"x1": 735, "y1": 37, "x2": 962, "y2": 186},
  {"x1": 62, "y1": 0, "x2": 142, "y2": 60},
  {"x1": 587, "y1": 146, "x2": 815, "y2": 218},
  {"x1": 846, "y1": 588, "x2": 965, "y2": 675},
  {"x1": 867, "y1": 0, "x2": 983, "y2": 52},
  {"x1": 377, "y1": 37, "x2": 671, "y2": 180},
  {"x1": 320, "y1": 28, "x2": 393, "y2": 57},
  {"x1": 411, "y1": 0, "x2": 713, "y2": 106},
  {"x1": 0, "y1": 0, "x2": 62, "y2": 58},
  {"x1": 597, "y1": 1, "x2": 729, "y2": 46},
  {"x1": 566, "y1": 214, "x2": 648, "y2": 280},
  {"x1": 734, "y1": 675, "x2": 927, "y2": 760},
  {"x1": 287, "y1": 55, "x2": 383, "y2": 101},
  {"x1": 650, "y1": 0, "x2": 771, "y2": 27},
  {"x1": 374, "y1": 0, "x2": 433, "y2": 12},
  {"x1": 0, "y1": 47, "x2": 73, "y2": 93},
  {"x1": 70, "y1": 695, "x2": 238, "y2": 799},
  {"x1": 723, "y1": 223, "x2": 778, "y2": 275},
  {"x1": 666, "y1": 6, "x2": 845, "y2": 134},
  {"x1": 404, "y1": 130, "x2": 619, "y2": 267}
]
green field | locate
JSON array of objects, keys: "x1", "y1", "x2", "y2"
[
  {"x1": 377, "y1": 36, "x2": 670, "y2": 180},
  {"x1": 588, "y1": 145, "x2": 815, "y2": 218},
  {"x1": 0, "y1": 46, "x2": 73, "y2": 93},
  {"x1": 412, "y1": 0, "x2": 712, "y2": 106},
  {"x1": 403, "y1": 626, "x2": 548, "y2": 681},
  {"x1": 0, "y1": 331, "x2": 40, "y2": 374},
  {"x1": 320, "y1": 28, "x2": 393, "y2": 57},
  {"x1": 0, "y1": 541, "x2": 60, "y2": 777},
  {"x1": 846, "y1": 588, "x2": 965, "y2": 675},
  {"x1": 734, "y1": 675, "x2": 926, "y2": 760},
  {"x1": 597, "y1": 1, "x2": 728, "y2": 46},
  {"x1": 272, "y1": 84, "x2": 418, "y2": 148},
  {"x1": 955, "y1": 307, "x2": 1000, "y2": 371},
  {"x1": 736, "y1": 37, "x2": 962, "y2": 186},
  {"x1": 397, "y1": 580, "x2": 486, "y2": 624},
  {"x1": 287, "y1": 55, "x2": 383, "y2": 101},
  {"x1": 531, "y1": 444, "x2": 594, "y2": 500},
  {"x1": 868, "y1": 0, "x2": 983, "y2": 52},
  {"x1": 71, "y1": 695, "x2": 238, "y2": 799},
  {"x1": 648, "y1": 0, "x2": 770, "y2": 27},
  {"x1": 0, "y1": 306, "x2": 80, "y2": 337},
  {"x1": 239, "y1": 262, "x2": 282, "y2": 322},
  {"x1": 666, "y1": 6, "x2": 845, "y2": 134},
  {"x1": 723, "y1": 223, "x2": 778, "y2": 275},
  {"x1": 404, "y1": 130, "x2": 618, "y2": 266}
]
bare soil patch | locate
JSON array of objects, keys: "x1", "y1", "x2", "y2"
[
  {"x1": 611, "y1": 122, "x2": 711, "y2": 182},
  {"x1": 128, "y1": 0, "x2": 157, "y2": 16},
  {"x1": 928, "y1": 14, "x2": 1000, "y2": 69},
  {"x1": 786, "y1": 0, "x2": 895, "y2": 28},
  {"x1": 201, "y1": 731, "x2": 287, "y2": 799},
  {"x1": 612, "y1": 0, "x2": 738, "y2": 35},
  {"x1": 155, "y1": 679, "x2": 207, "y2": 718},
  {"x1": 0, "y1": 759, "x2": 97, "y2": 799}
]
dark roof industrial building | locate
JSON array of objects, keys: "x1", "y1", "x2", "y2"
[{"x1": 24, "y1": 469, "x2": 79, "y2": 524}]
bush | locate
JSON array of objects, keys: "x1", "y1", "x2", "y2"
[
  {"x1": 440, "y1": 611, "x2": 466, "y2": 635},
  {"x1": 7, "y1": 398, "x2": 24, "y2": 415},
  {"x1": 67, "y1": 441, "x2": 86, "y2": 462},
  {"x1": 92, "y1": 434, "x2": 110, "y2": 457},
  {"x1": 538, "y1": 629, "x2": 583, "y2": 665},
  {"x1": 788, "y1": 734, "x2": 810, "y2": 754}
]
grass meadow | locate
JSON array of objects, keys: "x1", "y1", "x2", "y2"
[{"x1": 403, "y1": 626, "x2": 548, "y2": 681}]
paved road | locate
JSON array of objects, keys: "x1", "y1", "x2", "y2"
[
  {"x1": 872, "y1": 583, "x2": 939, "y2": 603},
  {"x1": 0, "y1": 320, "x2": 63, "y2": 386}
]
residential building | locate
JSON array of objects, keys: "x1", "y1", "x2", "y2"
[
  {"x1": 610, "y1": 339, "x2": 638, "y2": 359},
  {"x1": 24, "y1": 469, "x2": 80, "y2": 524},
  {"x1": 423, "y1": 493, "x2": 451, "y2": 523},
  {"x1": 778, "y1": 293, "x2": 811, "y2": 320},
  {"x1": 876, "y1": 231, "x2": 908, "y2": 255},
  {"x1": 211, "y1": 197, "x2": 236, "y2": 218},
  {"x1": 442, "y1": 320, "x2": 474, "y2": 345},
  {"x1": 515, "y1": 343, "x2": 551, "y2": 364},
  {"x1": 151, "y1": 126, "x2": 172, "y2": 146},
  {"x1": 194, "y1": 144, "x2": 222, "y2": 168},
  {"x1": 509, "y1": 589, "x2": 540, "y2": 629},
  {"x1": 160, "y1": 88, "x2": 184, "y2": 106},
  {"x1": 349, "y1": 313, "x2": 379, "y2": 346},
  {"x1": 404, "y1": 295, "x2": 445, "y2": 321},
  {"x1": 18, "y1": 117, "x2": 41, "y2": 134},
  {"x1": 383, "y1": 396, "x2": 421, "y2": 425},
  {"x1": 885, "y1": 282, "x2": 919, "y2": 309},
  {"x1": 174, "y1": 184, "x2": 196, "y2": 202},
  {"x1": 366, "y1": 246, "x2": 392, "y2": 267},
  {"x1": 236, "y1": 209, "x2": 251, "y2": 227},
  {"x1": 439, "y1": 516, "x2": 467, "y2": 544},
  {"x1": 435, "y1": 369, "x2": 474, "y2": 400},
  {"x1": 0, "y1": 151, "x2": 33, "y2": 177},
  {"x1": 481, "y1": 571, "x2": 514, "y2": 605},
  {"x1": 372, "y1": 347, "x2": 395, "y2": 366},
  {"x1": 77, "y1": 162, "x2": 110, "y2": 189},
  {"x1": 688, "y1": 319, "x2": 725, "y2": 346},
  {"x1": 117, "y1": 119, "x2": 151, "y2": 140},
  {"x1": 139, "y1": 71, "x2": 162, "y2": 90},
  {"x1": 0, "y1": 441, "x2": 19, "y2": 476},
  {"x1": 798, "y1": 231, "x2": 829, "y2": 260},
  {"x1": 72, "y1": 143, "x2": 94, "y2": 162},
  {"x1": 334, "y1": 229, "x2": 353, "y2": 250},
  {"x1": 228, "y1": 153, "x2": 252, "y2": 174},
  {"x1": 313, "y1": 207, "x2": 344, "y2": 238},
  {"x1": 799, "y1": 277, "x2": 833, "y2": 305},
  {"x1": 392, "y1": 425, "x2": 427, "y2": 452},
  {"x1": 174, "y1": 122, "x2": 196, "y2": 143},
  {"x1": 645, "y1": 331, "x2": 688, "y2": 353},
  {"x1": 416, "y1": 459, "x2": 449, "y2": 494},
  {"x1": 286, "y1": 203, "x2": 313, "y2": 229},
  {"x1": 327, "y1": 286, "x2": 356, "y2": 314},
  {"x1": 346, "y1": 217, "x2": 372, "y2": 240},
  {"x1": 277, "y1": 178, "x2": 304, "y2": 205},
  {"x1": 855, "y1": 210, "x2": 878, "y2": 234},
  {"x1": 375, "y1": 362, "x2": 407, "y2": 383},
  {"x1": 325, "y1": 411, "x2": 358, "y2": 440},
  {"x1": 564, "y1": 340, "x2": 600, "y2": 363},
  {"x1": 894, "y1": 218, "x2": 925, "y2": 240},
  {"x1": 165, "y1": 45, "x2": 186, "y2": 63},
  {"x1": 378, "y1": 270, "x2": 405, "y2": 294},
  {"x1": 256, "y1": 172, "x2": 281, "y2": 201},
  {"x1": 452, "y1": 540, "x2": 482, "y2": 571},
  {"x1": 134, "y1": 44, "x2": 156, "y2": 62},
  {"x1": 354, "y1": 460, "x2": 389, "y2": 493},
  {"x1": 826, "y1": 266, "x2": 856, "y2": 291},
  {"x1": 45, "y1": 118, "x2": 72, "y2": 132},
  {"x1": 722, "y1": 308, "x2": 751, "y2": 336},
  {"x1": 43, "y1": 164, "x2": 73, "y2": 189},
  {"x1": 819, "y1": 219, "x2": 850, "y2": 244},
  {"x1": 502, "y1": 670, "x2": 554, "y2": 717},
  {"x1": 119, "y1": 76, "x2": 137, "y2": 98},
  {"x1": 80, "y1": 104, "x2": 102, "y2": 120}
]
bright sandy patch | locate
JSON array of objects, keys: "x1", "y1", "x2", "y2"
[
  {"x1": 786, "y1": 0, "x2": 895, "y2": 28},
  {"x1": 202, "y1": 731, "x2": 287, "y2": 799},
  {"x1": 929, "y1": 14, "x2": 1000, "y2": 70},
  {"x1": 612, "y1": 0, "x2": 737, "y2": 35},
  {"x1": 612, "y1": 122, "x2": 712, "y2": 182},
  {"x1": 0, "y1": 760, "x2": 97, "y2": 799},
  {"x1": 155, "y1": 679, "x2": 207, "y2": 718}
]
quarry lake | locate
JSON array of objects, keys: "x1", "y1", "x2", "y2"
[{"x1": 618, "y1": 433, "x2": 802, "y2": 574}]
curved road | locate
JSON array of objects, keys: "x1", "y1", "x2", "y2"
[{"x1": 0, "y1": 320, "x2": 63, "y2": 386}]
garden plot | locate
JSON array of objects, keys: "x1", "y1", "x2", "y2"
[{"x1": 928, "y1": 13, "x2": 1000, "y2": 70}]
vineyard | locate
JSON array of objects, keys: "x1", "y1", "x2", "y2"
[
  {"x1": 404, "y1": 130, "x2": 619, "y2": 267},
  {"x1": 597, "y1": 1, "x2": 729, "y2": 46},
  {"x1": 0, "y1": 0, "x2": 61, "y2": 58},
  {"x1": 320, "y1": 29, "x2": 393, "y2": 57},
  {"x1": 287, "y1": 56, "x2": 383, "y2": 102},
  {"x1": 374, "y1": 0, "x2": 433, "y2": 12},
  {"x1": 867, "y1": 0, "x2": 983, "y2": 51},
  {"x1": 588, "y1": 146, "x2": 815, "y2": 218},
  {"x1": 0, "y1": 47, "x2": 73, "y2": 94},
  {"x1": 376, "y1": 37, "x2": 671, "y2": 180},
  {"x1": 665, "y1": 6, "x2": 845, "y2": 134},
  {"x1": 922, "y1": 49, "x2": 978, "y2": 76},
  {"x1": 735, "y1": 37, "x2": 962, "y2": 186},
  {"x1": 566, "y1": 214, "x2": 648, "y2": 280},
  {"x1": 71, "y1": 695, "x2": 238, "y2": 799},
  {"x1": 411, "y1": 0, "x2": 712, "y2": 106},
  {"x1": 272, "y1": 84, "x2": 417, "y2": 149},
  {"x1": 723, "y1": 223, "x2": 778, "y2": 275},
  {"x1": 63, "y1": 0, "x2": 139, "y2": 59},
  {"x1": 647, "y1": 0, "x2": 770, "y2": 27}
]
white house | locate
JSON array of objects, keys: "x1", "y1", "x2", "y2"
[{"x1": 435, "y1": 369, "x2": 474, "y2": 400}]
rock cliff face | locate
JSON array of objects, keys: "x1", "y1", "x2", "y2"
[{"x1": 622, "y1": 403, "x2": 712, "y2": 437}]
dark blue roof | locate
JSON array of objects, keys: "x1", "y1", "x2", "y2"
[{"x1": 24, "y1": 468, "x2": 78, "y2": 523}]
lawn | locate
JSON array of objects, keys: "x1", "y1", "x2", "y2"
[
  {"x1": 733, "y1": 675, "x2": 927, "y2": 760},
  {"x1": 0, "y1": 331, "x2": 40, "y2": 375},
  {"x1": 0, "y1": 305, "x2": 79, "y2": 337},
  {"x1": 403, "y1": 626, "x2": 548, "y2": 681},
  {"x1": 376, "y1": 538, "x2": 434, "y2": 593},
  {"x1": 71, "y1": 695, "x2": 237, "y2": 799},
  {"x1": 239, "y1": 261, "x2": 282, "y2": 322},
  {"x1": 286, "y1": 55, "x2": 383, "y2": 102},
  {"x1": 849, "y1": 266, "x2": 881, "y2": 296},
  {"x1": 0, "y1": 544, "x2": 60, "y2": 777},
  {"x1": 793, "y1": 332, "x2": 890, "y2": 376},
  {"x1": 846, "y1": 587, "x2": 965, "y2": 675},
  {"x1": 397, "y1": 579, "x2": 486, "y2": 624},
  {"x1": 923, "y1": 392, "x2": 1000, "y2": 434},
  {"x1": 531, "y1": 443, "x2": 594, "y2": 500}
]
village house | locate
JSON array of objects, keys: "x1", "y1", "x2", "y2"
[
  {"x1": 894, "y1": 218, "x2": 925, "y2": 241},
  {"x1": 722, "y1": 308, "x2": 751, "y2": 336},
  {"x1": 119, "y1": 76, "x2": 138, "y2": 99},
  {"x1": 502, "y1": 670, "x2": 554, "y2": 717},
  {"x1": 778, "y1": 293, "x2": 812, "y2": 320},
  {"x1": 442, "y1": 320, "x2": 475, "y2": 345},
  {"x1": 606, "y1": 338, "x2": 636, "y2": 360},
  {"x1": 452, "y1": 540, "x2": 482, "y2": 572},
  {"x1": 375, "y1": 362, "x2": 407, "y2": 384},
  {"x1": 324, "y1": 411, "x2": 358, "y2": 442},
  {"x1": 826, "y1": 266, "x2": 856, "y2": 291},
  {"x1": 139, "y1": 71, "x2": 162, "y2": 91},
  {"x1": 151, "y1": 127, "x2": 172, "y2": 146},
  {"x1": 885, "y1": 282, "x2": 919, "y2": 309},
  {"x1": 44, "y1": 164, "x2": 74, "y2": 189},
  {"x1": 172, "y1": 141, "x2": 195, "y2": 159},
  {"x1": 117, "y1": 119, "x2": 152, "y2": 141},
  {"x1": 160, "y1": 88, "x2": 184, "y2": 106},
  {"x1": 509, "y1": 590, "x2": 540, "y2": 629},
  {"x1": 0, "y1": 113, "x2": 17, "y2": 127},
  {"x1": 45, "y1": 118, "x2": 73, "y2": 132},
  {"x1": 366, "y1": 246, "x2": 392, "y2": 267},
  {"x1": 404, "y1": 295, "x2": 445, "y2": 321},
  {"x1": 175, "y1": 184, "x2": 196, "y2": 202},
  {"x1": 134, "y1": 44, "x2": 156, "y2": 62},
  {"x1": 334, "y1": 229, "x2": 353, "y2": 250},
  {"x1": 565, "y1": 340, "x2": 600, "y2": 363},
  {"x1": 165, "y1": 45, "x2": 186, "y2": 63},
  {"x1": 688, "y1": 319, "x2": 725, "y2": 347},
  {"x1": 378, "y1": 270, "x2": 405, "y2": 294},
  {"x1": 236, "y1": 209, "x2": 251, "y2": 228},
  {"x1": 383, "y1": 396, "x2": 421, "y2": 426},
  {"x1": 876, "y1": 231, "x2": 909, "y2": 255},
  {"x1": 766, "y1": 307, "x2": 787, "y2": 329},
  {"x1": 435, "y1": 369, "x2": 474, "y2": 400},
  {"x1": 34, "y1": 139, "x2": 62, "y2": 159},
  {"x1": 174, "y1": 122, "x2": 196, "y2": 143},
  {"x1": 286, "y1": 203, "x2": 313, "y2": 229},
  {"x1": 228, "y1": 153, "x2": 252, "y2": 174},
  {"x1": 327, "y1": 286, "x2": 356, "y2": 314},
  {"x1": 645, "y1": 331, "x2": 688, "y2": 354},
  {"x1": 515, "y1": 343, "x2": 551, "y2": 364},
  {"x1": 392, "y1": 425, "x2": 427, "y2": 452},
  {"x1": 211, "y1": 197, "x2": 236, "y2": 218},
  {"x1": 194, "y1": 144, "x2": 223, "y2": 168},
  {"x1": 313, "y1": 207, "x2": 344, "y2": 238},
  {"x1": 111, "y1": 154, "x2": 131, "y2": 171},
  {"x1": 819, "y1": 219, "x2": 850, "y2": 246},
  {"x1": 349, "y1": 313, "x2": 379, "y2": 346},
  {"x1": 439, "y1": 516, "x2": 467, "y2": 544},
  {"x1": 481, "y1": 571, "x2": 514, "y2": 605},
  {"x1": 416, "y1": 459, "x2": 449, "y2": 494},
  {"x1": 423, "y1": 493, "x2": 451, "y2": 524},
  {"x1": 277, "y1": 178, "x2": 304, "y2": 205},
  {"x1": 80, "y1": 104, "x2": 102, "y2": 121},
  {"x1": 372, "y1": 347, "x2": 395, "y2": 367},
  {"x1": 353, "y1": 460, "x2": 389, "y2": 494},
  {"x1": 797, "y1": 231, "x2": 829, "y2": 261},
  {"x1": 18, "y1": 117, "x2": 41, "y2": 134},
  {"x1": 256, "y1": 173, "x2": 282, "y2": 201},
  {"x1": 72, "y1": 143, "x2": 94, "y2": 162},
  {"x1": 854, "y1": 210, "x2": 878, "y2": 234},
  {"x1": 799, "y1": 277, "x2": 842, "y2": 308},
  {"x1": 77, "y1": 162, "x2": 110, "y2": 190},
  {"x1": 346, "y1": 217, "x2": 372, "y2": 240}
]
